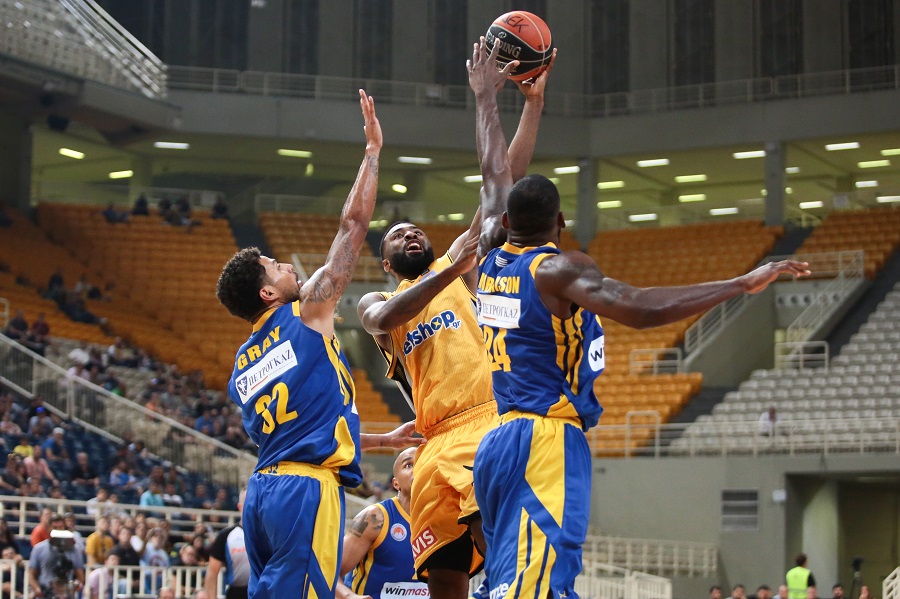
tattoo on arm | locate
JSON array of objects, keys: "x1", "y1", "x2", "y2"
[
  {"x1": 349, "y1": 513, "x2": 368, "y2": 537},
  {"x1": 349, "y1": 509, "x2": 383, "y2": 538},
  {"x1": 366, "y1": 155, "x2": 379, "y2": 176}
]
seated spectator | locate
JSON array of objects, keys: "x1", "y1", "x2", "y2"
[
  {"x1": 72, "y1": 451, "x2": 99, "y2": 487},
  {"x1": 26, "y1": 313, "x2": 53, "y2": 356},
  {"x1": 3, "y1": 310, "x2": 28, "y2": 341},
  {"x1": 0, "y1": 519, "x2": 16, "y2": 553},
  {"x1": 191, "y1": 533, "x2": 210, "y2": 565},
  {"x1": 66, "y1": 362, "x2": 90, "y2": 384},
  {"x1": 170, "y1": 543, "x2": 199, "y2": 567},
  {"x1": 22, "y1": 477, "x2": 48, "y2": 509},
  {"x1": 0, "y1": 454, "x2": 24, "y2": 494},
  {"x1": 110, "y1": 526, "x2": 140, "y2": 566},
  {"x1": 211, "y1": 488, "x2": 233, "y2": 512},
  {"x1": 162, "y1": 482, "x2": 183, "y2": 510},
  {"x1": 756, "y1": 585, "x2": 773, "y2": 599},
  {"x1": 759, "y1": 406, "x2": 779, "y2": 436},
  {"x1": 157, "y1": 198, "x2": 173, "y2": 219},
  {"x1": 108, "y1": 460, "x2": 136, "y2": 491},
  {"x1": 132, "y1": 194, "x2": 149, "y2": 216},
  {"x1": 30, "y1": 509, "x2": 54, "y2": 547},
  {"x1": 141, "y1": 527, "x2": 170, "y2": 592},
  {"x1": 194, "y1": 408, "x2": 214, "y2": 436},
  {"x1": 67, "y1": 340, "x2": 91, "y2": 367},
  {"x1": 189, "y1": 483, "x2": 212, "y2": 510},
  {"x1": 140, "y1": 481, "x2": 166, "y2": 515},
  {"x1": 27, "y1": 408, "x2": 54, "y2": 438},
  {"x1": 23, "y1": 446, "x2": 58, "y2": 486},
  {"x1": 12, "y1": 437, "x2": 32, "y2": 459},
  {"x1": 61, "y1": 294, "x2": 104, "y2": 325},
  {"x1": 64, "y1": 512, "x2": 85, "y2": 554},
  {"x1": 101, "y1": 203, "x2": 129, "y2": 224},
  {"x1": 0, "y1": 414, "x2": 22, "y2": 438},
  {"x1": 46, "y1": 268, "x2": 64, "y2": 296},
  {"x1": 85, "y1": 516, "x2": 115, "y2": 567},
  {"x1": 85, "y1": 552, "x2": 118, "y2": 599},
  {"x1": 107, "y1": 337, "x2": 137, "y2": 368},
  {"x1": 86, "y1": 487, "x2": 113, "y2": 518},
  {"x1": 42, "y1": 427, "x2": 69, "y2": 463},
  {"x1": 0, "y1": 546, "x2": 24, "y2": 597},
  {"x1": 211, "y1": 197, "x2": 229, "y2": 220}
]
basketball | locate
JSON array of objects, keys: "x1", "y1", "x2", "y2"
[{"x1": 485, "y1": 11, "x2": 553, "y2": 82}]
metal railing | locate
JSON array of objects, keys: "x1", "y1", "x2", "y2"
[
  {"x1": 33, "y1": 181, "x2": 225, "y2": 208},
  {"x1": 0, "y1": 334, "x2": 256, "y2": 488},
  {"x1": 885, "y1": 566, "x2": 900, "y2": 599},
  {"x1": 167, "y1": 63, "x2": 900, "y2": 118},
  {"x1": 255, "y1": 194, "x2": 349, "y2": 215},
  {"x1": 684, "y1": 294, "x2": 749, "y2": 355},
  {"x1": 629, "y1": 348, "x2": 684, "y2": 375},
  {"x1": 774, "y1": 341, "x2": 829, "y2": 371},
  {"x1": 784, "y1": 251, "x2": 865, "y2": 343},
  {"x1": 584, "y1": 535, "x2": 718, "y2": 577}
]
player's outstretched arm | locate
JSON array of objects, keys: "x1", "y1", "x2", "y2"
[
  {"x1": 358, "y1": 230, "x2": 478, "y2": 338},
  {"x1": 301, "y1": 89, "x2": 382, "y2": 337},
  {"x1": 537, "y1": 253, "x2": 811, "y2": 329},
  {"x1": 360, "y1": 420, "x2": 425, "y2": 451},
  {"x1": 509, "y1": 48, "x2": 556, "y2": 182},
  {"x1": 335, "y1": 504, "x2": 383, "y2": 599},
  {"x1": 469, "y1": 37, "x2": 518, "y2": 257}
]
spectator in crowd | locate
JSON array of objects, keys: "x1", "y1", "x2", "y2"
[
  {"x1": 72, "y1": 452, "x2": 99, "y2": 487},
  {"x1": 28, "y1": 408, "x2": 54, "y2": 438},
  {"x1": 110, "y1": 526, "x2": 141, "y2": 567},
  {"x1": 192, "y1": 590, "x2": 210, "y2": 599},
  {"x1": 158, "y1": 587, "x2": 176, "y2": 599},
  {"x1": 0, "y1": 454, "x2": 24, "y2": 494},
  {"x1": 22, "y1": 477, "x2": 48, "y2": 509},
  {"x1": 85, "y1": 516, "x2": 115, "y2": 567},
  {"x1": 67, "y1": 341, "x2": 90, "y2": 367},
  {"x1": 12, "y1": 437, "x2": 32, "y2": 459},
  {"x1": 756, "y1": 585, "x2": 773, "y2": 599},
  {"x1": 85, "y1": 553, "x2": 118, "y2": 599},
  {"x1": 211, "y1": 488, "x2": 233, "y2": 512},
  {"x1": 141, "y1": 527, "x2": 170, "y2": 592},
  {"x1": 23, "y1": 446, "x2": 58, "y2": 486},
  {"x1": 46, "y1": 268, "x2": 65, "y2": 301},
  {"x1": 102, "y1": 203, "x2": 129, "y2": 224},
  {"x1": 25, "y1": 313, "x2": 53, "y2": 356},
  {"x1": 42, "y1": 427, "x2": 69, "y2": 463},
  {"x1": 162, "y1": 483, "x2": 183, "y2": 511},
  {"x1": 0, "y1": 545, "x2": 25, "y2": 598},
  {"x1": 30, "y1": 509, "x2": 55, "y2": 547},
  {"x1": 171, "y1": 543, "x2": 198, "y2": 567},
  {"x1": 64, "y1": 512, "x2": 86, "y2": 555},
  {"x1": 140, "y1": 481, "x2": 166, "y2": 516},
  {"x1": 189, "y1": 483, "x2": 212, "y2": 510},
  {"x1": 211, "y1": 197, "x2": 229, "y2": 220},
  {"x1": 734, "y1": 587, "x2": 753, "y2": 599},
  {"x1": 710, "y1": 586, "x2": 723, "y2": 599},
  {"x1": 108, "y1": 460, "x2": 136, "y2": 491},
  {"x1": 194, "y1": 408, "x2": 214, "y2": 436},
  {"x1": 0, "y1": 414, "x2": 22, "y2": 437},
  {"x1": 0, "y1": 519, "x2": 18, "y2": 552},
  {"x1": 66, "y1": 363, "x2": 90, "y2": 385},
  {"x1": 776, "y1": 585, "x2": 789, "y2": 599},
  {"x1": 132, "y1": 194, "x2": 149, "y2": 216},
  {"x1": 87, "y1": 487, "x2": 113, "y2": 518},
  {"x1": 191, "y1": 533, "x2": 210, "y2": 565},
  {"x1": 3, "y1": 311, "x2": 28, "y2": 341},
  {"x1": 859, "y1": 585, "x2": 871, "y2": 599},
  {"x1": 832, "y1": 583, "x2": 844, "y2": 599},
  {"x1": 760, "y1": 406, "x2": 779, "y2": 437}
]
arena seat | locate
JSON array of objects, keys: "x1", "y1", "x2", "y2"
[{"x1": 797, "y1": 207, "x2": 900, "y2": 278}]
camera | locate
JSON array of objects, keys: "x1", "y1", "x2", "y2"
[{"x1": 48, "y1": 531, "x2": 75, "y2": 581}]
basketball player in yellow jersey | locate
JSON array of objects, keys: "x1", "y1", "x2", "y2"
[{"x1": 357, "y1": 52, "x2": 555, "y2": 599}]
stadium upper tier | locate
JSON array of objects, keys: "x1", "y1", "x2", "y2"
[{"x1": 796, "y1": 207, "x2": 900, "y2": 278}]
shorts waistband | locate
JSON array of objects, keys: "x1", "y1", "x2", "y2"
[
  {"x1": 256, "y1": 461, "x2": 341, "y2": 484},
  {"x1": 423, "y1": 400, "x2": 497, "y2": 438},
  {"x1": 500, "y1": 409, "x2": 581, "y2": 429}
]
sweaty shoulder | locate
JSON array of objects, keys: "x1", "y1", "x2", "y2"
[{"x1": 534, "y1": 251, "x2": 604, "y2": 317}]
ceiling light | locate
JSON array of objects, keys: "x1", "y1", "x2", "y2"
[
  {"x1": 709, "y1": 207, "x2": 739, "y2": 216},
  {"x1": 437, "y1": 215, "x2": 447, "y2": 221},
  {"x1": 391, "y1": 184, "x2": 408, "y2": 194},
  {"x1": 369, "y1": 219, "x2": 388, "y2": 228},
  {"x1": 785, "y1": 166, "x2": 800, "y2": 174},
  {"x1": 153, "y1": 141, "x2": 189, "y2": 150},
  {"x1": 277, "y1": 149, "x2": 312, "y2": 158},
  {"x1": 553, "y1": 166, "x2": 580, "y2": 174},
  {"x1": 629, "y1": 213, "x2": 658, "y2": 222},
  {"x1": 597, "y1": 180, "x2": 625, "y2": 190},
  {"x1": 785, "y1": 187, "x2": 793, "y2": 194},
  {"x1": 108, "y1": 170, "x2": 133, "y2": 179},
  {"x1": 876, "y1": 195, "x2": 900, "y2": 203},
  {"x1": 733, "y1": 150, "x2": 766, "y2": 159},
  {"x1": 463, "y1": 175, "x2": 483, "y2": 183},
  {"x1": 799, "y1": 201, "x2": 823, "y2": 209},
  {"x1": 447, "y1": 213, "x2": 465, "y2": 221},
  {"x1": 880, "y1": 148, "x2": 900, "y2": 156},
  {"x1": 597, "y1": 200, "x2": 622, "y2": 209},
  {"x1": 398, "y1": 156, "x2": 432, "y2": 165},
  {"x1": 675, "y1": 174, "x2": 707, "y2": 183},
  {"x1": 858, "y1": 159, "x2": 890, "y2": 168},
  {"x1": 737, "y1": 197, "x2": 764, "y2": 205},
  {"x1": 305, "y1": 163, "x2": 314, "y2": 177},
  {"x1": 825, "y1": 142, "x2": 860, "y2": 151},
  {"x1": 678, "y1": 194, "x2": 706, "y2": 203},
  {"x1": 637, "y1": 158, "x2": 669, "y2": 167},
  {"x1": 58, "y1": 148, "x2": 84, "y2": 159},
  {"x1": 855, "y1": 180, "x2": 878, "y2": 188}
]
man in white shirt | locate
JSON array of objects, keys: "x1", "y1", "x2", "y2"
[{"x1": 759, "y1": 406, "x2": 778, "y2": 436}]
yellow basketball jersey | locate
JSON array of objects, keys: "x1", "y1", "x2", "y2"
[{"x1": 380, "y1": 254, "x2": 494, "y2": 436}]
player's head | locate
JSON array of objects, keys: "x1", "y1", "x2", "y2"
[
  {"x1": 380, "y1": 221, "x2": 435, "y2": 280},
  {"x1": 217, "y1": 247, "x2": 301, "y2": 322},
  {"x1": 391, "y1": 447, "x2": 416, "y2": 497},
  {"x1": 503, "y1": 174, "x2": 563, "y2": 239}
]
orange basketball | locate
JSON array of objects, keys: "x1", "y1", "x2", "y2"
[{"x1": 485, "y1": 11, "x2": 553, "y2": 82}]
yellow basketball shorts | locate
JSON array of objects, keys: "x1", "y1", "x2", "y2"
[{"x1": 410, "y1": 401, "x2": 498, "y2": 578}]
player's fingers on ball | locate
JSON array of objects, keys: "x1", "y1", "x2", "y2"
[
  {"x1": 488, "y1": 38, "x2": 500, "y2": 60},
  {"x1": 501, "y1": 60, "x2": 519, "y2": 76}
]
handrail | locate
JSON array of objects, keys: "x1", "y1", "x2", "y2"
[
  {"x1": 774, "y1": 341, "x2": 829, "y2": 371},
  {"x1": 785, "y1": 251, "x2": 865, "y2": 343},
  {"x1": 884, "y1": 566, "x2": 900, "y2": 599},
  {"x1": 34, "y1": 181, "x2": 225, "y2": 208},
  {"x1": 584, "y1": 534, "x2": 718, "y2": 577},
  {"x1": 629, "y1": 347, "x2": 684, "y2": 375},
  {"x1": 167, "y1": 63, "x2": 900, "y2": 118},
  {"x1": 684, "y1": 294, "x2": 749, "y2": 355},
  {"x1": 625, "y1": 411, "x2": 661, "y2": 458}
]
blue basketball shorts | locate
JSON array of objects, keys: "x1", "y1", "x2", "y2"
[
  {"x1": 243, "y1": 462, "x2": 346, "y2": 598},
  {"x1": 473, "y1": 411, "x2": 591, "y2": 599}
]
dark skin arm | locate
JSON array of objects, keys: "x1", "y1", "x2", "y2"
[
  {"x1": 357, "y1": 229, "x2": 479, "y2": 351},
  {"x1": 535, "y1": 251, "x2": 812, "y2": 327},
  {"x1": 359, "y1": 421, "x2": 424, "y2": 450}
]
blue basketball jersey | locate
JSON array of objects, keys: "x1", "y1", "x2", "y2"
[
  {"x1": 227, "y1": 301, "x2": 362, "y2": 487},
  {"x1": 477, "y1": 243, "x2": 605, "y2": 430},
  {"x1": 345, "y1": 497, "x2": 426, "y2": 599}
]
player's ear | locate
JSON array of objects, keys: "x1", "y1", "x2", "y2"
[
  {"x1": 392, "y1": 477, "x2": 400, "y2": 492},
  {"x1": 382, "y1": 259, "x2": 391, "y2": 273},
  {"x1": 558, "y1": 212, "x2": 565, "y2": 228},
  {"x1": 501, "y1": 211, "x2": 510, "y2": 229},
  {"x1": 259, "y1": 283, "x2": 278, "y2": 303}
]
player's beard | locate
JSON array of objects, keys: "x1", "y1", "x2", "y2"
[{"x1": 389, "y1": 247, "x2": 435, "y2": 280}]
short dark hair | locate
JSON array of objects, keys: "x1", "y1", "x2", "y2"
[
  {"x1": 795, "y1": 553, "x2": 807, "y2": 566},
  {"x1": 379, "y1": 221, "x2": 416, "y2": 260},
  {"x1": 216, "y1": 247, "x2": 268, "y2": 322},
  {"x1": 506, "y1": 174, "x2": 560, "y2": 237},
  {"x1": 711, "y1": 586, "x2": 722, "y2": 594},
  {"x1": 833, "y1": 584, "x2": 843, "y2": 590},
  {"x1": 758, "y1": 585, "x2": 771, "y2": 592}
]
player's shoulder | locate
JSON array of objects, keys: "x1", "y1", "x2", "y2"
[{"x1": 534, "y1": 249, "x2": 595, "y2": 278}]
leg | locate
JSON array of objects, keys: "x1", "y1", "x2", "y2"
[{"x1": 427, "y1": 569, "x2": 470, "y2": 599}]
